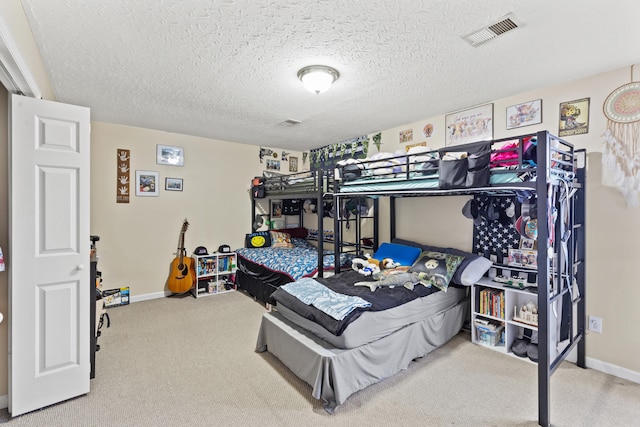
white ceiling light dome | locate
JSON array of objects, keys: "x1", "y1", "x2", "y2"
[{"x1": 297, "y1": 65, "x2": 339, "y2": 95}]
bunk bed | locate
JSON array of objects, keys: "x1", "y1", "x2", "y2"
[
  {"x1": 236, "y1": 169, "x2": 378, "y2": 305},
  {"x1": 255, "y1": 131, "x2": 586, "y2": 427}
]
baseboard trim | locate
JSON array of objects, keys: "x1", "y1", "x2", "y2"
[
  {"x1": 0, "y1": 394, "x2": 7, "y2": 409},
  {"x1": 130, "y1": 291, "x2": 168, "y2": 303},
  {"x1": 586, "y1": 357, "x2": 640, "y2": 384}
]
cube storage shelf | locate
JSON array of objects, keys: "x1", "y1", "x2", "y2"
[
  {"x1": 471, "y1": 276, "x2": 540, "y2": 359},
  {"x1": 191, "y1": 252, "x2": 237, "y2": 298}
]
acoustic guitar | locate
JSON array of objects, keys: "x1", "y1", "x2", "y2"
[{"x1": 167, "y1": 219, "x2": 196, "y2": 294}]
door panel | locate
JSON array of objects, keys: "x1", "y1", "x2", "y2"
[{"x1": 9, "y1": 94, "x2": 90, "y2": 416}]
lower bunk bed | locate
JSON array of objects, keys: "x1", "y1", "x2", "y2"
[
  {"x1": 235, "y1": 231, "x2": 354, "y2": 305},
  {"x1": 256, "y1": 241, "x2": 492, "y2": 412}
]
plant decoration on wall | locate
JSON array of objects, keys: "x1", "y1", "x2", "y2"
[
  {"x1": 116, "y1": 149, "x2": 130, "y2": 203},
  {"x1": 302, "y1": 152, "x2": 308, "y2": 164},
  {"x1": 602, "y1": 66, "x2": 640, "y2": 207},
  {"x1": 309, "y1": 135, "x2": 369, "y2": 170},
  {"x1": 372, "y1": 132, "x2": 382, "y2": 151}
]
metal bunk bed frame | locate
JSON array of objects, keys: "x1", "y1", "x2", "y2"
[
  {"x1": 250, "y1": 169, "x2": 379, "y2": 278},
  {"x1": 331, "y1": 130, "x2": 586, "y2": 427}
]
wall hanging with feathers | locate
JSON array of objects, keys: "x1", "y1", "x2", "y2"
[{"x1": 602, "y1": 66, "x2": 640, "y2": 207}]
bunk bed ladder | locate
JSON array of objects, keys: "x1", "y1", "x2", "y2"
[{"x1": 537, "y1": 134, "x2": 587, "y2": 427}]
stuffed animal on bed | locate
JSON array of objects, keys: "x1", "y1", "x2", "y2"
[
  {"x1": 363, "y1": 253, "x2": 399, "y2": 270},
  {"x1": 351, "y1": 258, "x2": 380, "y2": 276}
]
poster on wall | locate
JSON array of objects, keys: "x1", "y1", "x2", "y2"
[
  {"x1": 506, "y1": 99, "x2": 542, "y2": 130},
  {"x1": 116, "y1": 149, "x2": 130, "y2": 203},
  {"x1": 445, "y1": 103, "x2": 493, "y2": 146},
  {"x1": 559, "y1": 97, "x2": 590, "y2": 137}
]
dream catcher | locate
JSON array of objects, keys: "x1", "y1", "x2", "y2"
[{"x1": 602, "y1": 66, "x2": 640, "y2": 207}]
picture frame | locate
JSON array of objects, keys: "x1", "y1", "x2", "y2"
[
  {"x1": 520, "y1": 237, "x2": 535, "y2": 250},
  {"x1": 271, "y1": 200, "x2": 283, "y2": 218},
  {"x1": 156, "y1": 144, "x2": 184, "y2": 166},
  {"x1": 399, "y1": 129, "x2": 413, "y2": 143},
  {"x1": 506, "y1": 99, "x2": 542, "y2": 130},
  {"x1": 445, "y1": 103, "x2": 493, "y2": 146},
  {"x1": 559, "y1": 97, "x2": 590, "y2": 137},
  {"x1": 165, "y1": 177, "x2": 183, "y2": 191},
  {"x1": 135, "y1": 170, "x2": 159, "y2": 197},
  {"x1": 289, "y1": 156, "x2": 298, "y2": 172}
]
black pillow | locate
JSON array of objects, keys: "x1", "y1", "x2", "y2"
[{"x1": 245, "y1": 231, "x2": 272, "y2": 248}]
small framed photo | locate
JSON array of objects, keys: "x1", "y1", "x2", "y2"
[
  {"x1": 135, "y1": 170, "x2": 159, "y2": 197},
  {"x1": 289, "y1": 156, "x2": 298, "y2": 172},
  {"x1": 520, "y1": 237, "x2": 535, "y2": 250},
  {"x1": 156, "y1": 144, "x2": 184, "y2": 166},
  {"x1": 165, "y1": 177, "x2": 183, "y2": 191},
  {"x1": 506, "y1": 99, "x2": 542, "y2": 130},
  {"x1": 271, "y1": 200, "x2": 282, "y2": 218}
]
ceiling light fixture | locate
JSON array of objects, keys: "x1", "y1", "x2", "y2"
[{"x1": 297, "y1": 65, "x2": 339, "y2": 95}]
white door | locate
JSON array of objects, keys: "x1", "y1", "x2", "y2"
[{"x1": 8, "y1": 94, "x2": 91, "y2": 416}]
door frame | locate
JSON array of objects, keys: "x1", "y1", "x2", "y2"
[{"x1": 0, "y1": 6, "x2": 41, "y2": 98}]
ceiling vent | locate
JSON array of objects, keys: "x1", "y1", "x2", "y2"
[
  {"x1": 462, "y1": 13, "x2": 522, "y2": 47},
  {"x1": 278, "y1": 119, "x2": 301, "y2": 127}
]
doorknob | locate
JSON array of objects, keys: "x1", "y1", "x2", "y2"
[{"x1": 77, "y1": 264, "x2": 85, "y2": 270}]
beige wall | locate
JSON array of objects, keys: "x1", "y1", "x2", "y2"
[
  {"x1": 369, "y1": 65, "x2": 640, "y2": 376},
  {"x1": 90, "y1": 121, "x2": 301, "y2": 298}
]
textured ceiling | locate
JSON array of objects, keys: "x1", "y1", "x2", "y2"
[{"x1": 19, "y1": 0, "x2": 640, "y2": 151}]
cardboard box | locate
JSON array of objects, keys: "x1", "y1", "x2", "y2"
[{"x1": 102, "y1": 287, "x2": 130, "y2": 307}]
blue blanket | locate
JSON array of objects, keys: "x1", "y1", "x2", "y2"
[{"x1": 281, "y1": 278, "x2": 372, "y2": 321}]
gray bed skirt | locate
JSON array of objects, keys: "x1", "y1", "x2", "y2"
[{"x1": 255, "y1": 298, "x2": 468, "y2": 412}]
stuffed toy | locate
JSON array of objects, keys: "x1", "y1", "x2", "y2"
[
  {"x1": 351, "y1": 258, "x2": 380, "y2": 276},
  {"x1": 363, "y1": 253, "x2": 399, "y2": 270}
]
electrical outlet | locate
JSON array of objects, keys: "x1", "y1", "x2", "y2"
[{"x1": 589, "y1": 315, "x2": 603, "y2": 333}]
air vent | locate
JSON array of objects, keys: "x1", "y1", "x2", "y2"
[
  {"x1": 462, "y1": 13, "x2": 522, "y2": 47},
  {"x1": 278, "y1": 119, "x2": 301, "y2": 126}
]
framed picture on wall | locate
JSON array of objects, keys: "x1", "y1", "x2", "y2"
[
  {"x1": 156, "y1": 145, "x2": 184, "y2": 166},
  {"x1": 445, "y1": 103, "x2": 493, "y2": 146},
  {"x1": 289, "y1": 156, "x2": 298, "y2": 172},
  {"x1": 135, "y1": 170, "x2": 159, "y2": 196},
  {"x1": 506, "y1": 99, "x2": 542, "y2": 130},
  {"x1": 271, "y1": 200, "x2": 282, "y2": 218},
  {"x1": 165, "y1": 177, "x2": 183, "y2": 191},
  {"x1": 559, "y1": 97, "x2": 590, "y2": 137}
]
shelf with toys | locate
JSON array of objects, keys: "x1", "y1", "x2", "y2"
[{"x1": 191, "y1": 248, "x2": 237, "y2": 298}]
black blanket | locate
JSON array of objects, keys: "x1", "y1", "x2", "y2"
[{"x1": 271, "y1": 270, "x2": 439, "y2": 336}]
